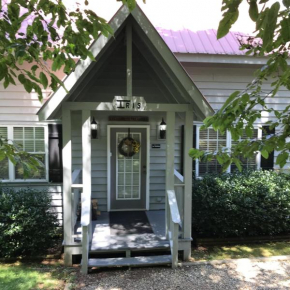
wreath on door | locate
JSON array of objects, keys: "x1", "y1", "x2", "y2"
[{"x1": 118, "y1": 129, "x2": 140, "y2": 157}]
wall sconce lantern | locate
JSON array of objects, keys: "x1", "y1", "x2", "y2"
[
  {"x1": 159, "y1": 118, "x2": 166, "y2": 139},
  {"x1": 91, "y1": 117, "x2": 98, "y2": 139}
]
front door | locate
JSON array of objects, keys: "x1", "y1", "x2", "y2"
[{"x1": 110, "y1": 128, "x2": 147, "y2": 210}]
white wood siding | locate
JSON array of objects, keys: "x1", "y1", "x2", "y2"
[{"x1": 182, "y1": 62, "x2": 290, "y2": 170}]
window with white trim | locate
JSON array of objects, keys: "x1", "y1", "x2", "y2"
[
  {"x1": 195, "y1": 125, "x2": 263, "y2": 177},
  {"x1": 0, "y1": 126, "x2": 48, "y2": 181}
]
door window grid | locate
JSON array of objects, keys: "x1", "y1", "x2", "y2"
[{"x1": 116, "y1": 132, "x2": 141, "y2": 200}]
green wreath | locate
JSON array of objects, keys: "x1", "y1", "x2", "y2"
[{"x1": 118, "y1": 137, "x2": 140, "y2": 157}]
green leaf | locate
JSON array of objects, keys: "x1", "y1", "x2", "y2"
[
  {"x1": 233, "y1": 158, "x2": 242, "y2": 171},
  {"x1": 3, "y1": 76, "x2": 9, "y2": 89},
  {"x1": 0, "y1": 150, "x2": 6, "y2": 162},
  {"x1": 249, "y1": 0, "x2": 259, "y2": 21},
  {"x1": 188, "y1": 148, "x2": 204, "y2": 159},
  {"x1": 280, "y1": 18, "x2": 290, "y2": 43},
  {"x1": 245, "y1": 126, "x2": 253, "y2": 137},
  {"x1": 18, "y1": 74, "x2": 26, "y2": 84},
  {"x1": 217, "y1": 1, "x2": 241, "y2": 40},
  {"x1": 39, "y1": 72, "x2": 48, "y2": 89},
  {"x1": 276, "y1": 151, "x2": 289, "y2": 167},
  {"x1": 283, "y1": 0, "x2": 290, "y2": 8},
  {"x1": 261, "y1": 149, "x2": 269, "y2": 159},
  {"x1": 220, "y1": 91, "x2": 240, "y2": 112},
  {"x1": 262, "y1": 2, "x2": 280, "y2": 51}
]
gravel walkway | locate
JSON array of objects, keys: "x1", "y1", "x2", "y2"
[{"x1": 76, "y1": 259, "x2": 290, "y2": 290}]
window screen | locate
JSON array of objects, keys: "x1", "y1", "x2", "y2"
[
  {"x1": 198, "y1": 128, "x2": 226, "y2": 176},
  {"x1": 0, "y1": 127, "x2": 9, "y2": 180}
]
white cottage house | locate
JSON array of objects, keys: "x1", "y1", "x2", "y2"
[{"x1": 0, "y1": 5, "x2": 288, "y2": 273}]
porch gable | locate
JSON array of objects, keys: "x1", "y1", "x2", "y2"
[{"x1": 37, "y1": 5, "x2": 213, "y2": 121}]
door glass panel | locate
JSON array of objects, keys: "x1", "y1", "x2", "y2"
[{"x1": 116, "y1": 132, "x2": 141, "y2": 200}]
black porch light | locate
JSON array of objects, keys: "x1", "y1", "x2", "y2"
[
  {"x1": 91, "y1": 117, "x2": 98, "y2": 139},
  {"x1": 159, "y1": 118, "x2": 166, "y2": 139}
]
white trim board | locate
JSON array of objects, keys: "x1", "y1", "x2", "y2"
[
  {"x1": 175, "y1": 53, "x2": 282, "y2": 65},
  {"x1": 107, "y1": 125, "x2": 150, "y2": 212}
]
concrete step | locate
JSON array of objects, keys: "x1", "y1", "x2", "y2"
[{"x1": 88, "y1": 255, "x2": 172, "y2": 268}]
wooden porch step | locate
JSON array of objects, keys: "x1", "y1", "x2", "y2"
[
  {"x1": 88, "y1": 255, "x2": 172, "y2": 268},
  {"x1": 89, "y1": 239, "x2": 170, "y2": 252}
]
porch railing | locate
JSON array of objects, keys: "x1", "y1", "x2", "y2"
[
  {"x1": 174, "y1": 169, "x2": 185, "y2": 238},
  {"x1": 71, "y1": 169, "x2": 82, "y2": 234},
  {"x1": 80, "y1": 179, "x2": 92, "y2": 274},
  {"x1": 166, "y1": 189, "x2": 182, "y2": 268}
]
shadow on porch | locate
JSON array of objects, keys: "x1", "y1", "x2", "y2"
[{"x1": 74, "y1": 210, "x2": 169, "y2": 252}]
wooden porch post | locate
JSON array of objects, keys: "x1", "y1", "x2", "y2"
[
  {"x1": 126, "y1": 21, "x2": 132, "y2": 97},
  {"x1": 62, "y1": 108, "x2": 73, "y2": 266},
  {"x1": 81, "y1": 110, "x2": 92, "y2": 274},
  {"x1": 183, "y1": 109, "x2": 193, "y2": 260},
  {"x1": 166, "y1": 111, "x2": 175, "y2": 236}
]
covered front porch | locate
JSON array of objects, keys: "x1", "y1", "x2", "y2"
[
  {"x1": 37, "y1": 5, "x2": 213, "y2": 273},
  {"x1": 62, "y1": 102, "x2": 194, "y2": 273}
]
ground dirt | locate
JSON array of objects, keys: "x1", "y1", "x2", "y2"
[{"x1": 74, "y1": 259, "x2": 290, "y2": 290}]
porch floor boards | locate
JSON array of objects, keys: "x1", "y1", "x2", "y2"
[{"x1": 74, "y1": 210, "x2": 168, "y2": 252}]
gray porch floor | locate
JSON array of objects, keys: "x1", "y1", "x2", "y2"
[{"x1": 75, "y1": 210, "x2": 169, "y2": 252}]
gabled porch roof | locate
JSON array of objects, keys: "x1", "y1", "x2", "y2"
[{"x1": 37, "y1": 4, "x2": 213, "y2": 122}]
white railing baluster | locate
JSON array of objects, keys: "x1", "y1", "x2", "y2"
[{"x1": 167, "y1": 189, "x2": 181, "y2": 268}]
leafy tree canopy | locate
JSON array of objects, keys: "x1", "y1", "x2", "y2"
[
  {"x1": 0, "y1": 0, "x2": 140, "y2": 176},
  {"x1": 190, "y1": 0, "x2": 290, "y2": 171}
]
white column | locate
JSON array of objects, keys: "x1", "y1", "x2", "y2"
[
  {"x1": 166, "y1": 111, "x2": 175, "y2": 236},
  {"x1": 166, "y1": 111, "x2": 175, "y2": 190},
  {"x1": 81, "y1": 110, "x2": 91, "y2": 274},
  {"x1": 62, "y1": 108, "x2": 72, "y2": 266},
  {"x1": 183, "y1": 109, "x2": 193, "y2": 260},
  {"x1": 81, "y1": 110, "x2": 92, "y2": 225}
]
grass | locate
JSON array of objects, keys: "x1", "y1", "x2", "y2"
[
  {"x1": 0, "y1": 262, "x2": 77, "y2": 290},
  {"x1": 191, "y1": 241, "x2": 290, "y2": 261}
]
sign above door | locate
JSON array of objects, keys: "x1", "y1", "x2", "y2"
[{"x1": 113, "y1": 96, "x2": 146, "y2": 111}]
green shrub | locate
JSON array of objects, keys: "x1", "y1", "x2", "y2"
[
  {"x1": 192, "y1": 170, "x2": 290, "y2": 238},
  {"x1": 0, "y1": 187, "x2": 60, "y2": 258}
]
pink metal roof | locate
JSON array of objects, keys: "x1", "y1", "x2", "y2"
[{"x1": 156, "y1": 28, "x2": 248, "y2": 55}]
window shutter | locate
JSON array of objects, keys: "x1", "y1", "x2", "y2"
[
  {"x1": 48, "y1": 124, "x2": 63, "y2": 182},
  {"x1": 261, "y1": 126, "x2": 275, "y2": 170},
  {"x1": 193, "y1": 125, "x2": 197, "y2": 149}
]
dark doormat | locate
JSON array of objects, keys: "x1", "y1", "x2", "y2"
[{"x1": 109, "y1": 211, "x2": 154, "y2": 236}]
